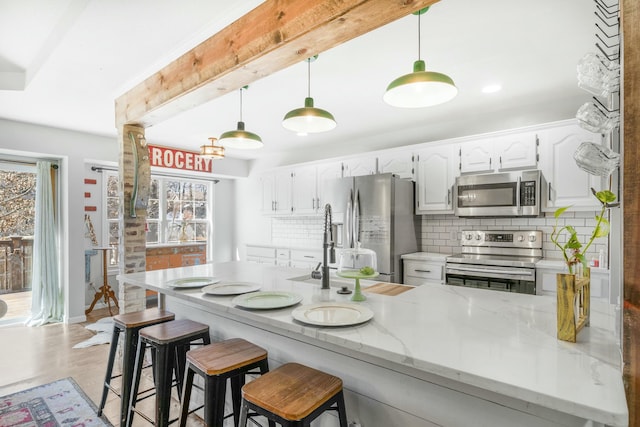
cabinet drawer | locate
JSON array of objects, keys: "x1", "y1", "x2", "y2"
[
  {"x1": 247, "y1": 246, "x2": 276, "y2": 258},
  {"x1": 404, "y1": 260, "x2": 443, "y2": 282},
  {"x1": 290, "y1": 249, "x2": 322, "y2": 262},
  {"x1": 276, "y1": 249, "x2": 290, "y2": 260}
]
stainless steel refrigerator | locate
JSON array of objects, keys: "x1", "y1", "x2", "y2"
[{"x1": 326, "y1": 173, "x2": 419, "y2": 283}]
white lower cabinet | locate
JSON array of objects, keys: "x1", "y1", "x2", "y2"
[
  {"x1": 290, "y1": 249, "x2": 323, "y2": 269},
  {"x1": 276, "y1": 248, "x2": 290, "y2": 267},
  {"x1": 246, "y1": 245, "x2": 276, "y2": 265},
  {"x1": 403, "y1": 259, "x2": 446, "y2": 285},
  {"x1": 536, "y1": 261, "x2": 610, "y2": 300}
]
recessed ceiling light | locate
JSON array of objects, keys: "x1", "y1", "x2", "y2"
[{"x1": 482, "y1": 84, "x2": 502, "y2": 94}]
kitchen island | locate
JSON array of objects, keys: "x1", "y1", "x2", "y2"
[{"x1": 117, "y1": 261, "x2": 628, "y2": 427}]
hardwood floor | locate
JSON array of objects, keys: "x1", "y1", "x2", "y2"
[
  {"x1": 0, "y1": 290, "x2": 32, "y2": 323},
  {"x1": 0, "y1": 304, "x2": 206, "y2": 426}
]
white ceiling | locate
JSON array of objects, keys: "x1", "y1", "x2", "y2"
[{"x1": 0, "y1": 0, "x2": 595, "y2": 166}]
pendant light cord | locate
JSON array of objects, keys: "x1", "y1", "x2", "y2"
[
  {"x1": 417, "y1": 12, "x2": 422, "y2": 61},
  {"x1": 239, "y1": 87, "x2": 244, "y2": 122},
  {"x1": 307, "y1": 57, "x2": 311, "y2": 98}
]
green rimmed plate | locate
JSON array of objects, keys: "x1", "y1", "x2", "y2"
[
  {"x1": 231, "y1": 291, "x2": 303, "y2": 310},
  {"x1": 166, "y1": 277, "x2": 220, "y2": 288}
]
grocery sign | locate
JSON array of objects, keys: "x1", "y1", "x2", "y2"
[{"x1": 148, "y1": 145, "x2": 212, "y2": 173}]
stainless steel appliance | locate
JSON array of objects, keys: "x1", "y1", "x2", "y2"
[
  {"x1": 326, "y1": 173, "x2": 418, "y2": 283},
  {"x1": 454, "y1": 170, "x2": 544, "y2": 217},
  {"x1": 445, "y1": 230, "x2": 542, "y2": 294}
]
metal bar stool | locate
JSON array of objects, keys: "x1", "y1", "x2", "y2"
[
  {"x1": 178, "y1": 338, "x2": 274, "y2": 427},
  {"x1": 127, "y1": 319, "x2": 210, "y2": 427},
  {"x1": 97, "y1": 308, "x2": 175, "y2": 426},
  {"x1": 238, "y1": 362, "x2": 348, "y2": 427}
]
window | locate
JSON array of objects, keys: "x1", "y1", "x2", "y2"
[{"x1": 105, "y1": 172, "x2": 212, "y2": 265}]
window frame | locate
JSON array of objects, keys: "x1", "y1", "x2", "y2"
[{"x1": 103, "y1": 171, "x2": 214, "y2": 267}]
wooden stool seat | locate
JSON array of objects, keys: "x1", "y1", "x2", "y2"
[
  {"x1": 97, "y1": 308, "x2": 175, "y2": 427},
  {"x1": 239, "y1": 362, "x2": 348, "y2": 426},
  {"x1": 139, "y1": 318, "x2": 210, "y2": 344},
  {"x1": 178, "y1": 338, "x2": 271, "y2": 427},
  {"x1": 128, "y1": 319, "x2": 210, "y2": 427},
  {"x1": 187, "y1": 338, "x2": 267, "y2": 375},
  {"x1": 114, "y1": 309, "x2": 176, "y2": 329}
]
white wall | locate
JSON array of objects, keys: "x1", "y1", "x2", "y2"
[
  {"x1": 0, "y1": 118, "x2": 117, "y2": 323},
  {"x1": 234, "y1": 175, "x2": 272, "y2": 261},
  {"x1": 0, "y1": 118, "x2": 250, "y2": 323},
  {"x1": 212, "y1": 178, "x2": 237, "y2": 262}
]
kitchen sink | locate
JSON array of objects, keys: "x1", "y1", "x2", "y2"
[{"x1": 287, "y1": 274, "x2": 353, "y2": 288}]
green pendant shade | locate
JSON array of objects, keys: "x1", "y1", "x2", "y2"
[
  {"x1": 282, "y1": 97, "x2": 337, "y2": 133},
  {"x1": 383, "y1": 7, "x2": 457, "y2": 108},
  {"x1": 219, "y1": 86, "x2": 263, "y2": 149},
  {"x1": 282, "y1": 55, "x2": 336, "y2": 134},
  {"x1": 219, "y1": 121, "x2": 263, "y2": 149},
  {"x1": 384, "y1": 60, "x2": 458, "y2": 108}
]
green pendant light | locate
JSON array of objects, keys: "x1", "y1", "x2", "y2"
[
  {"x1": 383, "y1": 7, "x2": 457, "y2": 108},
  {"x1": 282, "y1": 55, "x2": 336, "y2": 135},
  {"x1": 219, "y1": 86, "x2": 263, "y2": 149}
]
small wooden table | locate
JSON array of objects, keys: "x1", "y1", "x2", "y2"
[{"x1": 85, "y1": 246, "x2": 119, "y2": 316}]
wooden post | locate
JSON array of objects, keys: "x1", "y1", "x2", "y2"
[
  {"x1": 117, "y1": 124, "x2": 149, "y2": 313},
  {"x1": 622, "y1": 0, "x2": 640, "y2": 424}
]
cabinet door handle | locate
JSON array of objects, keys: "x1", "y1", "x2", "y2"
[
  {"x1": 499, "y1": 156, "x2": 502, "y2": 168},
  {"x1": 415, "y1": 269, "x2": 432, "y2": 273},
  {"x1": 304, "y1": 255, "x2": 314, "y2": 258},
  {"x1": 548, "y1": 182, "x2": 552, "y2": 201},
  {"x1": 447, "y1": 189, "x2": 451, "y2": 205}
]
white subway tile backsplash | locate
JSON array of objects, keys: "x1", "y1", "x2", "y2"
[
  {"x1": 420, "y1": 211, "x2": 608, "y2": 260},
  {"x1": 270, "y1": 211, "x2": 609, "y2": 261}
]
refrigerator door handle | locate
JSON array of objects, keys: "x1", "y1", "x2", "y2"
[
  {"x1": 346, "y1": 189, "x2": 353, "y2": 248},
  {"x1": 353, "y1": 188, "x2": 360, "y2": 245}
]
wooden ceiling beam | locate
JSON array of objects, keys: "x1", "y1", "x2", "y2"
[{"x1": 114, "y1": 0, "x2": 439, "y2": 128}]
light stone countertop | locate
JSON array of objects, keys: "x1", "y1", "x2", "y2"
[{"x1": 118, "y1": 261, "x2": 628, "y2": 426}]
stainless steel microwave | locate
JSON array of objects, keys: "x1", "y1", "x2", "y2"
[{"x1": 453, "y1": 170, "x2": 544, "y2": 217}]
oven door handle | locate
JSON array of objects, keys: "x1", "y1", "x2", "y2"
[{"x1": 446, "y1": 266, "x2": 534, "y2": 276}]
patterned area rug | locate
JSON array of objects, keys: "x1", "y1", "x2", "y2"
[{"x1": 0, "y1": 377, "x2": 112, "y2": 426}]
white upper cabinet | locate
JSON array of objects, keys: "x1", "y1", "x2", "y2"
[
  {"x1": 459, "y1": 131, "x2": 538, "y2": 174},
  {"x1": 414, "y1": 144, "x2": 458, "y2": 214},
  {"x1": 377, "y1": 149, "x2": 414, "y2": 179},
  {"x1": 316, "y1": 161, "x2": 343, "y2": 209},
  {"x1": 342, "y1": 157, "x2": 376, "y2": 177},
  {"x1": 539, "y1": 123, "x2": 605, "y2": 211},
  {"x1": 493, "y1": 131, "x2": 539, "y2": 170},
  {"x1": 261, "y1": 169, "x2": 292, "y2": 214},
  {"x1": 290, "y1": 162, "x2": 343, "y2": 214},
  {"x1": 291, "y1": 165, "x2": 317, "y2": 215},
  {"x1": 459, "y1": 138, "x2": 493, "y2": 173}
]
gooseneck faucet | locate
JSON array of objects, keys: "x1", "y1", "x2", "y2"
[{"x1": 322, "y1": 203, "x2": 336, "y2": 290}]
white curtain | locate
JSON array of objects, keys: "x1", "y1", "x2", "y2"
[{"x1": 26, "y1": 161, "x2": 62, "y2": 326}]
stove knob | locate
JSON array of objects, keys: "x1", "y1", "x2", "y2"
[
  {"x1": 475, "y1": 234, "x2": 482, "y2": 240},
  {"x1": 465, "y1": 233, "x2": 473, "y2": 240},
  {"x1": 529, "y1": 235, "x2": 536, "y2": 242},
  {"x1": 517, "y1": 235, "x2": 525, "y2": 242}
]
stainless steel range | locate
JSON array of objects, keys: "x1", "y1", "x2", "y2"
[{"x1": 445, "y1": 230, "x2": 542, "y2": 294}]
